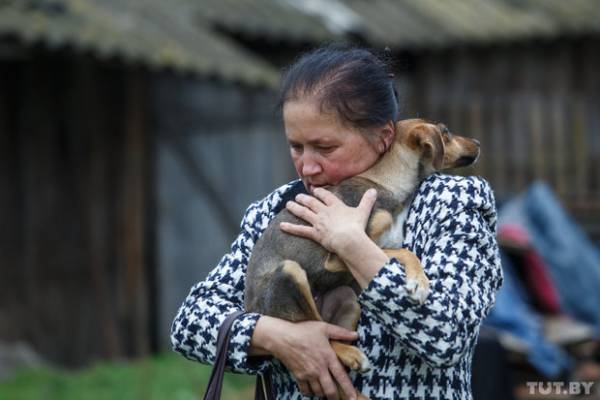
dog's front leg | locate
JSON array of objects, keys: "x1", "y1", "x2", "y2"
[{"x1": 383, "y1": 248, "x2": 429, "y2": 304}]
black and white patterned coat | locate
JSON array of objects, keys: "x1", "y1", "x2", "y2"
[{"x1": 171, "y1": 173, "x2": 503, "y2": 399}]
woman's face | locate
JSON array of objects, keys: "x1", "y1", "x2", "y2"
[{"x1": 283, "y1": 99, "x2": 382, "y2": 193}]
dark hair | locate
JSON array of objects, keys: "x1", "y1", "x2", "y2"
[{"x1": 279, "y1": 44, "x2": 400, "y2": 132}]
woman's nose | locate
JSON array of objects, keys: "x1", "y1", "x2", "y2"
[{"x1": 301, "y1": 154, "x2": 322, "y2": 176}]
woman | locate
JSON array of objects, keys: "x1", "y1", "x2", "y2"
[{"x1": 171, "y1": 44, "x2": 503, "y2": 400}]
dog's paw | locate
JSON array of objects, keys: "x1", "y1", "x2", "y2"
[
  {"x1": 352, "y1": 350, "x2": 371, "y2": 373},
  {"x1": 405, "y1": 275, "x2": 429, "y2": 305},
  {"x1": 333, "y1": 343, "x2": 371, "y2": 372}
]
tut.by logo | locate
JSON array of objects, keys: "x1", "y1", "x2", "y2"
[{"x1": 526, "y1": 381, "x2": 595, "y2": 396}]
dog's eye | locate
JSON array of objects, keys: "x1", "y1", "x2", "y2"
[{"x1": 440, "y1": 127, "x2": 452, "y2": 140}]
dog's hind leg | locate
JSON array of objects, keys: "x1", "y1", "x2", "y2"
[
  {"x1": 280, "y1": 260, "x2": 323, "y2": 322},
  {"x1": 319, "y1": 286, "x2": 361, "y2": 331},
  {"x1": 280, "y1": 261, "x2": 370, "y2": 373},
  {"x1": 280, "y1": 261, "x2": 371, "y2": 399}
]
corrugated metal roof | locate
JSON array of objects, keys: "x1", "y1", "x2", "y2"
[
  {"x1": 1, "y1": 0, "x2": 598, "y2": 85},
  {"x1": 191, "y1": 0, "x2": 600, "y2": 48},
  {"x1": 192, "y1": 0, "x2": 338, "y2": 43},
  {"x1": 345, "y1": 0, "x2": 600, "y2": 48},
  {"x1": 0, "y1": 0, "x2": 279, "y2": 87}
]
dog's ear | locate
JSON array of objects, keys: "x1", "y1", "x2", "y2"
[
  {"x1": 407, "y1": 124, "x2": 445, "y2": 170},
  {"x1": 395, "y1": 119, "x2": 423, "y2": 137},
  {"x1": 422, "y1": 130, "x2": 445, "y2": 170}
]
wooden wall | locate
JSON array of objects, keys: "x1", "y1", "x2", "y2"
[
  {"x1": 0, "y1": 52, "x2": 155, "y2": 366},
  {"x1": 405, "y1": 38, "x2": 600, "y2": 239},
  {"x1": 153, "y1": 76, "x2": 294, "y2": 347}
]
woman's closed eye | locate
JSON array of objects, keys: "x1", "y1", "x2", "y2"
[
  {"x1": 315, "y1": 145, "x2": 336, "y2": 154},
  {"x1": 290, "y1": 143, "x2": 304, "y2": 153}
]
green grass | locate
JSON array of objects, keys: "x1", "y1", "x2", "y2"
[{"x1": 0, "y1": 352, "x2": 256, "y2": 400}]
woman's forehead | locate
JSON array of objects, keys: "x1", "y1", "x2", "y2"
[{"x1": 284, "y1": 100, "x2": 348, "y2": 136}]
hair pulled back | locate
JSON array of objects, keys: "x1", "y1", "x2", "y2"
[{"x1": 279, "y1": 44, "x2": 400, "y2": 131}]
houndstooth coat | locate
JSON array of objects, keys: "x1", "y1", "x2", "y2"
[{"x1": 171, "y1": 173, "x2": 503, "y2": 399}]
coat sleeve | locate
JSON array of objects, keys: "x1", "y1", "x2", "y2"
[
  {"x1": 358, "y1": 175, "x2": 503, "y2": 368},
  {"x1": 170, "y1": 196, "x2": 277, "y2": 375}
]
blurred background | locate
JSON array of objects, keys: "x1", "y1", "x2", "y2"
[{"x1": 1, "y1": 0, "x2": 599, "y2": 398}]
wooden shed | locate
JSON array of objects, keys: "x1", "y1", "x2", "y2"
[
  {"x1": 2, "y1": 0, "x2": 599, "y2": 368},
  {"x1": 0, "y1": 0, "x2": 278, "y2": 367}
]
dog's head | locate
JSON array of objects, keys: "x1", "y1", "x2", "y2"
[{"x1": 394, "y1": 118, "x2": 480, "y2": 174}]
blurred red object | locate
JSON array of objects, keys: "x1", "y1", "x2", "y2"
[{"x1": 499, "y1": 224, "x2": 561, "y2": 315}]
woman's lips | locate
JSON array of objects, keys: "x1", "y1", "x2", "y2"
[{"x1": 307, "y1": 183, "x2": 323, "y2": 193}]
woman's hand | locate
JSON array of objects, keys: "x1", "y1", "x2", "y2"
[
  {"x1": 280, "y1": 188, "x2": 377, "y2": 254},
  {"x1": 251, "y1": 316, "x2": 359, "y2": 400}
]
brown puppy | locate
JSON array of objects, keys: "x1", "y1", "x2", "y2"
[{"x1": 244, "y1": 119, "x2": 480, "y2": 399}]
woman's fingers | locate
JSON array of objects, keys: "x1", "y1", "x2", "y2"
[
  {"x1": 319, "y1": 371, "x2": 341, "y2": 400},
  {"x1": 285, "y1": 200, "x2": 317, "y2": 224},
  {"x1": 309, "y1": 379, "x2": 325, "y2": 398},
  {"x1": 279, "y1": 221, "x2": 315, "y2": 240},
  {"x1": 271, "y1": 320, "x2": 359, "y2": 400},
  {"x1": 312, "y1": 187, "x2": 339, "y2": 206},
  {"x1": 297, "y1": 380, "x2": 312, "y2": 397},
  {"x1": 324, "y1": 323, "x2": 359, "y2": 342},
  {"x1": 357, "y1": 188, "x2": 377, "y2": 216},
  {"x1": 295, "y1": 193, "x2": 325, "y2": 213},
  {"x1": 329, "y1": 360, "x2": 357, "y2": 400}
]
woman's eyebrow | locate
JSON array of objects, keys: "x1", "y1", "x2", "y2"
[{"x1": 307, "y1": 137, "x2": 337, "y2": 145}]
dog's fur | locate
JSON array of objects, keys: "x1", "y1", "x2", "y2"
[{"x1": 244, "y1": 119, "x2": 480, "y2": 399}]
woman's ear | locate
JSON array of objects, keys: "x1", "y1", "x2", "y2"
[{"x1": 378, "y1": 121, "x2": 396, "y2": 153}]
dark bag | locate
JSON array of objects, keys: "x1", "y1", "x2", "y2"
[{"x1": 203, "y1": 310, "x2": 274, "y2": 400}]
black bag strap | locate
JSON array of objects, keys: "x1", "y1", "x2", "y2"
[
  {"x1": 203, "y1": 310, "x2": 245, "y2": 400},
  {"x1": 255, "y1": 369, "x2": 274, "y2": 400},
  {"x1": 203, "y1": 310, "x2": 274, "y2": 400}
]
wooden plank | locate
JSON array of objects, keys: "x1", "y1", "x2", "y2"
[
  {"x1": 119, "y1": 69, "x2": 150, "y2": 356},
  {"x1": 448, "y1": 49, "x2": 467, "y2": 130},
  {"x1": 529, "y1": 96, "x2": 545, "y2": 181},
  {"x1": 487, "y1": 48, "x2": 510, "y2": 195},
  {"x1": 581, "y1": 39, "x2": 600, "y2": 199},
  {"x1": 523, "y1": 47, "x2": 545, "y2": 183},
  {"x1": 0, "y1": 63, "x2": 19, "y2": 338},
  {"x1": 422, "y1": 50, "x2": 448, "y2": 121},
  {"x1": 571, "y1": 94, "x2": 588, "y2": 201},
  {"x1": 74, "y1": 58, "x2": 122, "y2": 360},
  {"x1": 508, "y1": 93, "x2": 526, "y2": 191},
  {"x1": 459, "y1": 51, "x2": 484, "y2": 178},
  {"x1": 468, "y1": 95, "x2": 485, "y2": 178},
  {"x1": 19, "y1": 60, "x2": 43, "y2": 351},
  {"x1": 548, "y1": 43, "x2": 570, "y2": 198}
]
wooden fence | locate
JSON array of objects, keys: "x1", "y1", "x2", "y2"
[{"x1": 0, "y1": 52, "x2": 155, "y2": 366}]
